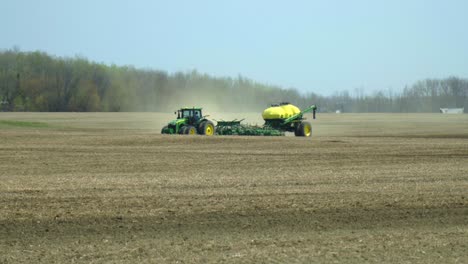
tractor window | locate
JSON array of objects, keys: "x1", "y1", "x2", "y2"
[{"x1": 182, "y1": 110, "x2": 192, "y2": 118}]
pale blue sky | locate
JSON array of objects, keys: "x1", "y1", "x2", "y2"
[{"x1": 1, "y1": 0, "x2": 467, "y2": 95}]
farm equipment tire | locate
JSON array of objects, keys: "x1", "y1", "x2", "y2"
[
  {"x1": 179, "y1": 126, "x2": 187, "y2": 134},
  {"x1": 185, "y1": 125, "x2": 197, "y2": 135},
  {"x1": 200, "y1": 121, "x2": 215, "y2": 136},
  {"x1": 294, "y1": 124, "x2": 301, "y2": 136},
  {"x1": 296, "y1": 121, "x2": 312, "y2": 137},
  {"x1": 161, "y1": 125, "x2": 168, "y2": 134},
  {"x1": 197, "y1": 121, "x2": 207, "y2": 134}
]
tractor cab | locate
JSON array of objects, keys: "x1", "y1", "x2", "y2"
[{"x1": 176, "y1": 107, "x2": 202, "y2": 123}]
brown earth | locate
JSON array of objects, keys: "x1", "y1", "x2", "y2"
[{"x1": 0, "y1": 113, "x2": 467, "y2": 263}]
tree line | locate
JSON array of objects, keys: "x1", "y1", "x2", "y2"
[{"x1": 1, "y1": 49, "x2": 467, "y2": 113}]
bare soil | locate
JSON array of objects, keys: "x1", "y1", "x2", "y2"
[{"x1": 0, "y1": 113, "x2": 467, "y2": 263}]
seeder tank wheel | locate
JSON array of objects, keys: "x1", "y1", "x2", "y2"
[{"x1": 296, "y1": 121, "x2": 312, "y2": 137}]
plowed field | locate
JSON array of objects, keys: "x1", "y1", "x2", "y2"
[{"x1": 1, "y1": 113, "x2": 467, "y2": 263}]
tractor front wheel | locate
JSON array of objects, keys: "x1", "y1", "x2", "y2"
[
  {"x1": 296, "y1": 121, "x2": 312, "y2": 137},
  {"x1": 184, "y1": 125, "x2": 197, "y2": 135},
  {"x1": 161, "y1": 125, "x2": 169, "y2": 134}
]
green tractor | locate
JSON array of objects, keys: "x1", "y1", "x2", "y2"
[{"x1": 161, "y1": 107, "x2": 215, "y2": 135}]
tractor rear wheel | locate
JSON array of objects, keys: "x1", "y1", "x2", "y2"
[
  {"x1": 197, "y1": 121, "x2": 206, "y2": 134},
  {"x1": 200, "y1": 121, "x2": 215, "y2": 136},
  {"x1": 296, "y1": 121, "x2": 312, "y2": 137},
  {"x1": 185, "y1": 125, "x2": 197, "y2": 135}
]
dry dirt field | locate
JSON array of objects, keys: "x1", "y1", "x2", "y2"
[{"x1": 0, "y1": 112, "x2": 467, "y2": 263}]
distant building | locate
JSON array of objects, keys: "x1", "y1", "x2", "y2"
[
  {"x1": 440, "y1": 108, "x2": 464, "y2": 114},
  {"x1": 1, "y1": 100, "x2": 9, "y2": 112}
]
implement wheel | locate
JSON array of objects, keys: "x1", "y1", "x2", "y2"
[
  {"x1": 185, "y1": 125, "x2": 197, "y2": 135},
  {"x1": 200, "y1": 121, "x2": 215, "y2": 136},
  {"x1": 296, "y1": 121, "x2": 312, "y2": 137},
  {"x1": 294, "y1": 124, "x2": 301, "y2": 136}
]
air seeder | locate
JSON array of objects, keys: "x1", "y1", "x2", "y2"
[
  {"x1": 161, "y1": 103, "x2": 317, "y2": 137},
  {"x1": 215, "y1": 103, "x2": 317, "y2": 137}
]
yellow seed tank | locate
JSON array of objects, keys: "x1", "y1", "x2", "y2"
[{"x1": 262, "y1": 103, "x2": 301, "y2": 120}]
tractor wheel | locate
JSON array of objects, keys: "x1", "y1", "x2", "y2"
[
  {"x1": 197, "y1": 121, "x2": 206, "y2": 134},
  {"x1": 296, "y1": 121, "x2": 312, "y2": 137},
  {"x1": 161, "y1": 125, "x2": 168, "y2": 134},
  {"x1": 200, "y1": 121, "x2": 215, "y2": 136},
  {"x1": 179, "y1": 126, "x2": 187, "y2": 134},
  {"x1": 185, "y1": 125, "x2": 197, "y2": 135}
]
